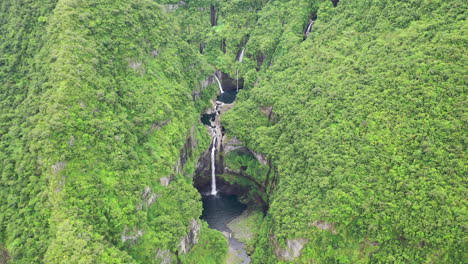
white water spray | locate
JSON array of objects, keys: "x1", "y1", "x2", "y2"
[
  {"x1": 305, "y1": 19, "x2": 314, "y2": 36},
  {"x1": 214, "y1": 74, "x2": 224, "y2": 93},
  {"x1": 238, "y1": 47, "x2": 245, "y2": 63},
  {"x1": 210, "y1": 136, "x2": 218, "y2": 195}
]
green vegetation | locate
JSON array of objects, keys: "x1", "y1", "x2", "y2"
[
  {"x1": 179, "y1": 223, "x2": 228, "y2": 264},
  {"x1": 1, "y1": 0, "x2": 466, "y2": 263},
  {"x1": 0, "y1": 0, "x2": 221, "y2": 263},
  {"x1": 222, "y1": 0, "x2": 467, "y2": 263},
  {"x1": 227, "y1": 209, "x2": 263, "y2": 253}
]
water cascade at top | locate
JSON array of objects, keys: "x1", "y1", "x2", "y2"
[
  {"x1": 214, "y1": 75, "x2": 224, "y2": 93},
  {"x1": 305, "y1": 19, "x2": 314, "y2": 36},
  {"x1": 238, "y1": 47, "x2": 245, "y2": 63}
]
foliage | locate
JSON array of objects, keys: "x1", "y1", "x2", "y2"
[{"x1": 222, "y1": 0, "x2": 467, "y2": 263}]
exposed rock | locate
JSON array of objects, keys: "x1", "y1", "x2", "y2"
[
  {"x1": 179, "y1": 219, "x2": 201, "y2": 254},
  {"x1": 137, "y1": 186, "x2": 158, "y2": 210},
  {"x1": 151, "y1": 119, "x2": 171, "y2": 131},
  {"x1": 271, "y1": 235, "x2": 308, "y2": 261},
  {"x1": 128, "y1": 59, "x2": 144, "y2": 74},
  {"x1": 121, "y1": 227, "x2": 144, "y2": 243},
  {"x1": 174, "y1": 125, "x2": 198, "y2": 174},
  {"x1": 193, "y1": 75, "x2": 215, "y2": 100},
  {"x1": 51, "y1": 161, "x2": 66, "y2": 173},
  {"x1": 155, "y1": 249, "x2": 172, "y2": 264},
  {"x1": 224, "y1": 137, "x2": 244, "y2": 153},
  {"x1": 151, "y1": 49, "x2": 160, "y2": 57},
  {"x1": 162, "y1": 1, "x2": 186, "y2": 12},
  {"x1": 218, "y1": 102, "x2": 235, "y2": 113},
  {"x1": 55, "y1": 175, "x2": 66, "y2": 193},
  {"x1": 68, "y1": 135, "x2": 75, "y2": 146},
  {"x1": 310, "y1": 220, "x2": 337, "y2": 234},
  {"x1": 160, "y1": 177, "x2": 171, "y2": 187},
  {"x1": 259, "y1": 106, "x2": 275, "y2": 121},
  {"x1": 250, "y1": 150, "x2": 268, "y2": 165},
  {"x1": 210, "y1": 4, "x2": 217, "y2": 26}
]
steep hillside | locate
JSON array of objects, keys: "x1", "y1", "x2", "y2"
[
  {"x1": 1, "y1": 0, "x2": 466, "y2": 263},
  {"x1": 222, "y1": 0, "x2": 467, "y2": 262},
  {"x1": 0, "y1": 0, "x2": 225, "y2": 263}
]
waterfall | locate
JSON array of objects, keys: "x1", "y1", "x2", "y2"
[
  {"x1": 214, "y1": 74, "x2": 224, "y2": 93},
  {"x1": 305, "y1": 19, "x2": 314, "y2": 36},
  {"x1": 210, "y1": 135, "x2": 218, "y2": 195},
  {"x1": 238, "y1": 47, "x2": 245, "y2": 63},
  {"x1": 236, "y1": 69, "x2": 239, "y2": 91}
]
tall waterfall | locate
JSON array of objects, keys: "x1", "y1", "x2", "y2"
[
  {"x1": 210, "y1": 135, "x2": 218, "y2": 195},
  {"x1": 214, "y1": 75, "x2": 224, "y2": 93},
  {"x1": 238, "y1": 47, "x2": 245, "y2": 63}
]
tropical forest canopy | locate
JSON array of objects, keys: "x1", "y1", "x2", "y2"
[{"x1": 0, "y1": 0, "x2": 466, "y2": 263}]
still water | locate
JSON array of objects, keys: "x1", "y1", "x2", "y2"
[{"x1": 201, "y1": 193, "x2": 251, "y2": 263}]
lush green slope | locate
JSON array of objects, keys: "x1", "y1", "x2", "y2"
[
  {"x1": 0, "y1": 0, "x2": 225, "y2": 263},
  {"x1": 1, "y1": 0, "x2": 466, "y2": 263},
  {"x1": 222, "y1": 0, "x2": 467, "y2": 262}
]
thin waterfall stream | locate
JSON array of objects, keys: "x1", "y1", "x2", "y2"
[
  {"x1": 214, "y1": 74, "x2": 224, "y2": 94},
  {"x1": 210, "y1": 135, "x2": 218, "y2": 195}
]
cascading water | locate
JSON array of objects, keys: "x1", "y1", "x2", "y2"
[
  {"x1": 210, "y1": 135, "x2": 218, "y2": 195},
  {"x1": 305, "y1": 19, "x2": 314, "y2": 36},
  {"x1": 214, "y1": 74, "x2": 224, "y2": 93},
  {"x1": 238, "y1": 47, "x2": 245, "y2": 63},
  {"x1": 236, "y1": 47, "x2": 246, "y2": 91}
]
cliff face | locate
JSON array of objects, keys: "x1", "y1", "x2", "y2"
[
  {"x1": 0, "y1": 0, "x2": 217, "y2": 263},
  {"x1": 175, "y1": 0, "x2": 467, "y2": 262}
]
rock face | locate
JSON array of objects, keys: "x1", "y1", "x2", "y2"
[
  {"x1": 155, "y1": 249, "x2": 172, "y2": 264},
  {"x1": 310, "y1": 220, "x2": 337, "y2": 234},
  {"x1": 160, "y1": 177, "x2": 171, "y2": 187},
  {"x1": 121, "y1": 227, "x2": 144, "y2": 243},
  {"x1": 271, "y1": 235, "x2": 308, "y2": 261},
  {"x1": 179, "y1": 219, "x2": 201, "y2": 254},
  {"x1": 162, "y1": 1, "x2": 186, "y2": 12}
]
